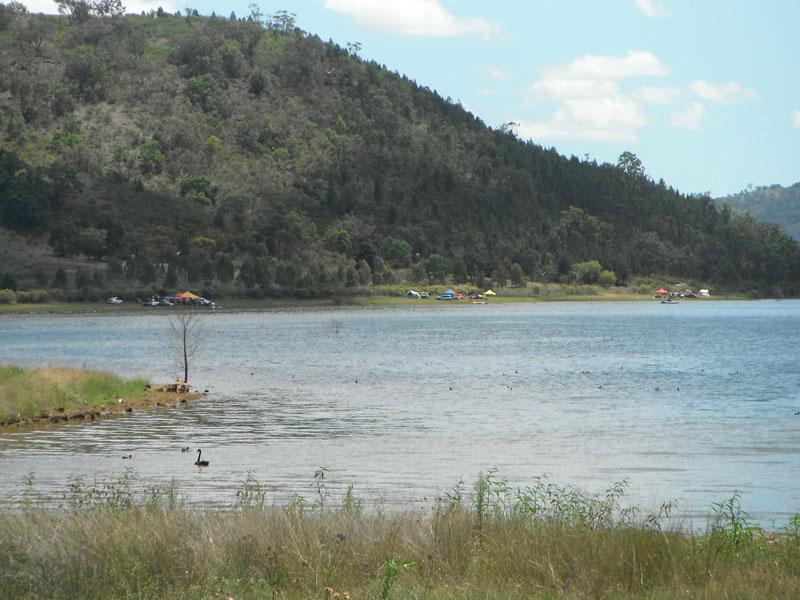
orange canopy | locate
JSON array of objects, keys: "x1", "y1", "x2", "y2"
[
  {"x1": 654, "y1": 288, "x2": 669, "y2": 295},
  {"x1": 176, "y1": 291, "x2": 201, "y2": 299}
]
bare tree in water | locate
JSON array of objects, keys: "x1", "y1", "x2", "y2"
[{"x1": 170, "y1": 308, "x2": 204, "y2": 385}]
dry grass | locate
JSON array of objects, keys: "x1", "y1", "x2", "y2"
[
  {"x1": 0, "y1": 365, "x2": 149, "y2": 421},
  {"x1": 2, "y1": 473, "x2": 800, "y2": 599}
]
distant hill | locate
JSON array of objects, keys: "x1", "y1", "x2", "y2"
[
  {"x1": 1, "y1": 4, "x2": 799, "y2": 299},
  {"x1": 715, "y1": 183, "x2": 800, "y2": 242}
]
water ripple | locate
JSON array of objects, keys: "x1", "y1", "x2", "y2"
[{"x1": 1, "y1": 301, "x2": 799, "y2": 525}]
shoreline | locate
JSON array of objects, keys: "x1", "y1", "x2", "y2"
[
  {"x1": 0, "y1": 389, "x2": 204, "y2": 433},
  {"x1": 0, "y1": 366, "x2": 205, "y2": 434},
  {"x1": 0, "y1": 292, "x2": 747, "y2": 316}
]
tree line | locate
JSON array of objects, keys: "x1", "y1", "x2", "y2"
[{"x1": 0, "y1": 4, "x2": 798, "y2": 298}]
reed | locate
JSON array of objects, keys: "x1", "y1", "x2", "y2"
[
  {"x1": 0, "y1": 365, "x2": 149, "y2": 421},
  {"x1": 2, "y1": 471, "x2": 799, "y2": 599}
]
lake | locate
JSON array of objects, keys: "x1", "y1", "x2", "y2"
[{"x1": 1, "y1": 300, "x2": 799, "y2": 527}]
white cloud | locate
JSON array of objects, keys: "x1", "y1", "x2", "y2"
[
  {"x1": 631, "y1": 85, "x2": 681, "y2": 104},
  {"x1": 519, "y1": 50, "x2": 668, "y2": 142},
  {"x1": 18, "y1": 0, "x2": 176, "y2": 14},
  {"x1": 323, "y1": 0, "x2": 498, "y2": 39},
  {"x1": 690, "y1": 80, "x2": 758, "y2": 103},
  {"x1": 634, "y1": 0, "x2": 670, "y2": 18},
  {"x1": 553, "y1": 49, "x2": 668, "y2": 80},
  {"x1": 530, "y1": 78, "x2": 618, "y2": 103},
  {"x1": 671, "y1": 102, "x2": 706, "y2": 130},
  {"x1": 515, "y1": 95, "x2": 649, "y2": 142},
  {"x1": 794, "y1": 110, "x2": 800, "y2": 128},
  {"x1": 486, "y1": 67, "x2": 511, "y2": 81}
]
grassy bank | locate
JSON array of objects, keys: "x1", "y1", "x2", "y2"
[
  {"x1": 0, "y1": 365, "x2": 151, "y2": 423},
  {"x1": 3, "y1": 472, "x2": 800, "y2": 599}
]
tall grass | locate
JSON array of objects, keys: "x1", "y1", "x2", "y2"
[
  {"x1": 2, "y1": 470, "x2": 800, "y2": 599},
  {"x1": 0, "y1": 365, "x2": 149, "y2": 420}
]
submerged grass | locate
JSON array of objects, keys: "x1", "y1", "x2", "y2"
[
  {"x1": 3, "y1": 471, "x2": 800, "y2": 599},
  {"x1": 0, "y1": 365, "x2": 149, "y2": 421}
]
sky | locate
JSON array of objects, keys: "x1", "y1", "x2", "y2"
[{"x1": 18, "y1": 0, "x2": 800, "y2": 197}]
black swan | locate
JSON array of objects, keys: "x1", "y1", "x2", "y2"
[{"x1": 195, "y1": 449, "x2": 209, "y2": 466}]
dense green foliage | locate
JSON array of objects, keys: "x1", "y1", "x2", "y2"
[
  {"x1": 716, "y1": 182, "x2": 800, "y2": 243},
  {"x1": 1, "y1": 5, "x2": 799, "y2": 297}
]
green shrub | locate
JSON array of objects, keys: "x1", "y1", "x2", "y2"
[
  {"x1": 0, "y1": 288, "x2": 17, "y2": 304},
  {"x1": 570, "y1": 260, "x2": 603, "y2": 284},
  {"x1": 15, "y1": 289, "x2": 49, "y2": 303},
  {"x1": 185, "y1": 73, "x2": 223, "y2": 112},
  {"x1": 64, "y1": 44, "x2": 109, "y2": 101},
  {"x1": 598, "y1": 269, "x2": 617, "y2": 287},
  {"x1": 510, "y1": 262, "x2": 526, "y2": 287},
  {"x1": 138, "y1": 139, "x2": 165, "y2": 175},
  {"x1": 323, "y1": 227, "x2": 352, "y2": 255}
]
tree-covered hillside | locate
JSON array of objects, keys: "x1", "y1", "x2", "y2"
[
  {"x1": 715, "y1": 183, "x2": 800, "y2": 243},
  {"x1": 1, "y1": 3, "x2": 799, "y2": 298}
]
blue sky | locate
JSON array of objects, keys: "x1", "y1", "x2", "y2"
[{"x1": 20, "y1": 0, "x2": 800, "y2": 197}]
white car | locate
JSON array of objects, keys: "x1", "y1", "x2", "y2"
[{"x1": 105, "y1": 296, "x2": 123, "y2": 304}]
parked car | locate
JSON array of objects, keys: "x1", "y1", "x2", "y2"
[
  {"x1": 105, "y1": 296, "x2": 123, "y2": 304},
  {"x1": 142, "y1": 298, "x2": 159, "y2": 307},
  {"x1": 419, "y1": 291, "x2": 430, "y2": 298}
]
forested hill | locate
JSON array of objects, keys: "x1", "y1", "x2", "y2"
[
  {"x1": 1, "y1": 4, "x2": 799, "y2": 298},
  {"x1": 715, "y1": 183, "x2": 800, "y2": 243}
]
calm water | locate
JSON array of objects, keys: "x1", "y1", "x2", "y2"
[{"x1": 1, "y1": 301, "x2": 799, "y2": 526}]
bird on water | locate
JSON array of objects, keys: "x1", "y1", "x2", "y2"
[{"x1": 195, "y1": 449, "x2": 209, "y2": 466}]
